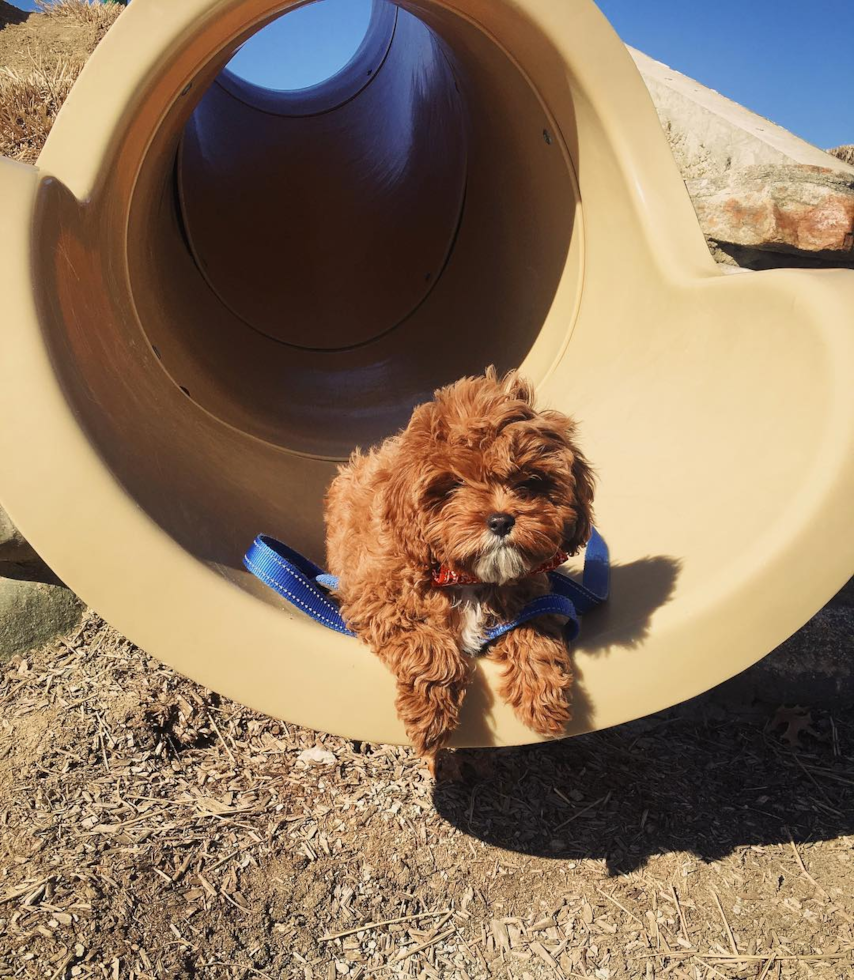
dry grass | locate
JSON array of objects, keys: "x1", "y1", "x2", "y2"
[
  {"x1": 0, "y1": 57, "x2": 82, "y2": 162},
  {"x1": 828, "y1": 145, "x2": 854, "y2": 167},
  {"x1": 0, "y1": 0, "x2": 121, "y2": 162},
  {"x1": 35, "y1": 0, "x2": 122, "y2": 30}
]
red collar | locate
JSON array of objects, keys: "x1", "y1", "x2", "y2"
[{"x1": 432, "y1": 550, "x2": 569, "y2": 587}]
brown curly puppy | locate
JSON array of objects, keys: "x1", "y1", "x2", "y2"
[{"x1": 324, "y1": 368, "x2": 594, "y2": 773}]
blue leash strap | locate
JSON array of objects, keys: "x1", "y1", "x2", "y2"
[
  {"x1": 244, "y1": 527, "x2": 609, "y2": 649},
  {"x1": 554, "y1": 525, "x2": 610, "y2": 617},
  {"x1": 483, "y1": 527, "x2": 609, "y2": 643},
  {"x1": 243, "y1": 534, "x2": 355, "y2": 636}
]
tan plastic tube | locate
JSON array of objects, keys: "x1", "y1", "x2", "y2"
[{"x1": 0, "y1": 0, "x2": 852, "y2": 746}]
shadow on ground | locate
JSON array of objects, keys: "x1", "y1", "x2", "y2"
[
  {"x1": 0, "y1": 3, "x2": 29, "y2": 28},
  {"x1": 433, "y1": 694, "x2": 854, "y2": 876},
  {"x1": 1, "y1": 558, "x2": 69, "y2": 587}
]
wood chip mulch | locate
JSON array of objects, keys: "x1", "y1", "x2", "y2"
[{"x1": 2, "y1": 612, "x2": 854, "y2": 979}]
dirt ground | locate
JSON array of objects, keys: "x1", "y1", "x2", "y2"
[
  {"x1": 2, "y1": 4, "x2": 854, "y2": 979},
  {"x1": 2, "y1": 612, "x2": 854, "y2": 980}
]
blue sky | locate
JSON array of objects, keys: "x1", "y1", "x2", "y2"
[
  {"x1": 596, "y1": 0, "x2": 853, "y2": 150},
  {"x1": 12, "y1": 0, "x2": 851, "y2": 148},
  {"x1": 227, "y1": 0, "x2": 373, "y2": 90}
]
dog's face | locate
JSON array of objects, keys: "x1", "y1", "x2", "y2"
[{"x1": 386, "y1": 370, "x2": 594, "y2": 584}]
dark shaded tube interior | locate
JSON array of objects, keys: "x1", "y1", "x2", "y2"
[{"x1": 130, "y1": 0, "x2": 579, "y2": 459}]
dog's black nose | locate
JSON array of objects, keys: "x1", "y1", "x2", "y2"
[{"x1": 487, "y1": 512, "x2": 515, "y2": 536}]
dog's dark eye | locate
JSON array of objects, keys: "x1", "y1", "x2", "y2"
[
  {"x1": 425, "y1": 478, "x2": 463, "y2": 508},
  {"x1": 515, "y1": 475, "x2": 550, "y2": 498}
]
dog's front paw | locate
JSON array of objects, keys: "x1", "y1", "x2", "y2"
[
  {"x1": 396, "y1": 679, "x2": 464, "y2": 761},
  {"x1": 490, "y1": 629, "x2": 573, "y2": 738},
  {"x1": 424, "y1": 747, "x2": 464, "y2": 782},
  {"x1": 515, "y1": 681, "x2": 572, "y2": 738}
]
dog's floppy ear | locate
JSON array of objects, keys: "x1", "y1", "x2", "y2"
[
  {"x1": 501, "y1": 369, "x2": 535, "y2": 406},
  {"x1": 564, "y1": 445, "x2": 595, "y2": 556},
  {"x1": 378, "y1": 404, "x2": 436, "y2": 569}
]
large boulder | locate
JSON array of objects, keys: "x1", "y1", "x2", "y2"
[
  {"x1": 1, "y1": 507, "x2": 84, "y2": 659},
  {"x1": 0, "y1": 564, "x2": 84, "y2": 661},
  {"x1": 687, "y1": 164, "x2": 854, "y2": 257},
  {"x1": 631, "y1": 46, "x2": 854, "y2": 267},
  {"x1": 0, "y1": 503, "x2": 36, "y2": 562}
]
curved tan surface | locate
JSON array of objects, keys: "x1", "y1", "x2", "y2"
[{"x1": 1, "y1": 0, "x2": 853, "y2": 747}]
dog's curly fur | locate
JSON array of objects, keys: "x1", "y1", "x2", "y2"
[{"x1": 324, "y1": 368, "x2": 594, "y2": 772}]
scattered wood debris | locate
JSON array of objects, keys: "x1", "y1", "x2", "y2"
[{"x1": 2, "y1": 612, "x2": 854, "y2": 978}]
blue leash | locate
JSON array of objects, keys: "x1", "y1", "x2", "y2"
[{"x1": 244, "y1": 528, "x2": 609, "y2": 650}]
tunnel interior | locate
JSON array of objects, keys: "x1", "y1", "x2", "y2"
[{"x1": 129, "y1": 0, "x2": 582, "y2": 461}]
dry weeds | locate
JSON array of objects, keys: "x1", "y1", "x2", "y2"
[
  {"x1": 0, "y1": 0, "x2": 120, "y2": 160},
  {"x1": 35, "y1": 0, "x2": 122, "y2": 31},
  {"x1": 0, "y1": 57, "x2": 82, "y2": 162},
  {"x1": 828, "y1": 145, "x2": 854, "y2": 167}
]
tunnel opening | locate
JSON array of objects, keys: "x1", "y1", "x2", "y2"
[
  {"x1": 128, "y1": 0, "x2": 582, "y2": 466},
  {"x1": 223, "y1": 0, "x2": 377, "y2": 95},
  {"x1": 178, "y1": 1, "x2": 466, "y2": 353}
]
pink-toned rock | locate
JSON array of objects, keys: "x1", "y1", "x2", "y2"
[{"x1": 686, "y1": 164, "x2": 854, "y2": 256}]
